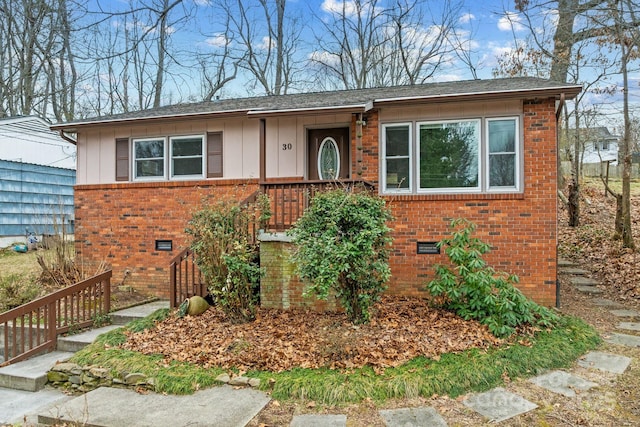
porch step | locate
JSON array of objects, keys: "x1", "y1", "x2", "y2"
[
  {"x1": 0, "y1": 351, "x2": 74, "y2": 392},
  {"x1": 56, "y1": 325, "x2": 121, "y2": 352},
  {"x1": 110, "y1": 300, "x2": 169, "y2": 325},
  {"x1": 0, "y1": 301, "x2": 170, "y2": 396}
]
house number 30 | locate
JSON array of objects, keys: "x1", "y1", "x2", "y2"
[{"x1": 282, "y1": 143, "x2": 293, "y2": 150}]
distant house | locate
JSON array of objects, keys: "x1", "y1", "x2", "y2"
[
  {"x1": 580, "y1": 127, "x2": 619, "y2": 165},
  {"x1": 0, "y1": 116, "x2": 76, "y2": 247},
  {"x1": 51, "y1": 77, "x2": 581, "y2": 308}
]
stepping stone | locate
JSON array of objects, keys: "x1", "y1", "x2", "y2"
[
  {"x1": 560, "y1": 267, "x2": 589, "y2": 276},
  {"x1": 558, "y1": 258, "x2": 575, "y2": 268},
  {"x1": 578, "y1": 351, "x2": 631, "y2": 374},
  {"x1": 379, "y1": 407, "x2": 447, "y2": 427},
  {"x1": 529, "y1": 371, "x2": 598, "y2": 398},
  {"x1": 610, "y1": 309, "x2": 640, "y2": 318},
  {"x1": 570, "y1": 276, "x2": 599, "y2": 287},
  {"x1": 577, "y1": 286, "x2": 602, "y2": 294},
  {"x1": 605, "y1": 333, "x2": 640, "y2": 348},
  {"x1": 38, "y1": 385, "x2": 270, "y2": 427},
  {"x1": 462, "y1": 387, "x2": 537, "y2": 423},
  {"x1": 617, "y1": 322, "x2": 640, "y2": 332},
  {"x1": 290, "y1": 414, "x2": 346, "y2": 427},
  {"x1": 593, "y1": 298, "x2": 623, "y2": 308}
]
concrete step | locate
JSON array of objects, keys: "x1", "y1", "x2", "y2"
[
  {"x1": 55, "y1": 301, "x2": 169, "y2": 352},
  {"x1": 558, "y1": 258, "x2": 576, "y2": 268},
  {"x1": 0, "y1": 351, "x2": 74, "y2": 392},
  {"x1": 56, "y1": 325, "x2": 121, "y2": 352},
  {"x1": 569, "y1": 276, "x2": 599, "y2": 287},
  {"x1": 110, "y1": 300, "x2": 169, "y2": 325},
  {"x1": 560, "y1": 267, "x2": 590, "y2": 276}
]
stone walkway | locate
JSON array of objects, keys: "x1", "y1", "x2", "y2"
[{"x1": 284, "y1": 258, "x2": 639, "y2": 426}]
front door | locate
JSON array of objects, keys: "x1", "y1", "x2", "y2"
[{"x1": 307, "y1": 128, "x2": 350, "y2": 180}]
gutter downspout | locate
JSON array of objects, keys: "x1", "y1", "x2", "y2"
[
  {"x1": 58, "y1": 130, "x2": 77, "y2": 145},
  {"x1": 555, "y1": 93, "x2": 565, "y2": 309}
]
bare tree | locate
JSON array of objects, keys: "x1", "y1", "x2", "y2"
[
  {"x1": 309, "y1": 0, "x2": 459, "y2": 90},
  {"x1": 210, "y1": 0, "x2": 302, "y2": 96},
  {"x1": 197, "y1": 16, "x2": 241, "y2": 101},
  {"x1": 0, "y1": 0, "x2": 79, "y2": 121},
  {"x1": 510, "y1": 0, "x2": 640, "y2": 228}
]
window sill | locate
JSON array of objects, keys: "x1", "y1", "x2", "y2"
[{"x1": 380, "y1": 192, "x2": 525, "y2": 201}]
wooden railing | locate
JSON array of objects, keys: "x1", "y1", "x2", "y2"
[
  {"x1": 261, "y1": 179, "x2": 375, "y2": 231},
  {"x1": 168, "y1": 180, "x2": 374, "y2": 308},
  {"x1": 169, "y1": 248, "x2": 206, "y2": 308},
  {"x1": 0, "y1": 270, "x2": 112, "y2": 367}
]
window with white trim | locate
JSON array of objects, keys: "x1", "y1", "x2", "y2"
[
  {"x1": 487, "y1": 118, "x2": 518, "y2": 189},
  {"x1": 134, "y1": 138, "x2": 165, "y2": 179},
  {"x1": 418, "y1": 119, "x2": 480, "y2": 191},
  {"x1": 382, "y1": 123, "x2": 412, "y2": 192},
  {"x1": 170, "y1": 136, "x2": 204, "y2": 178},
  {"x1": 382, "y1": 117, "x2": 521, "y2": 194},
  {"x1": 131, "y1": 135, "x2": 206, "y2": 181}
]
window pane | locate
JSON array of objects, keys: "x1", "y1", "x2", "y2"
[
  {"x1": 136, "y1": 159, "x2": 164, "y2": 177},
  {"x1": 489, "y1": 153, "x2": 515, "y2": 187},
  {"x1": 385, "y1": 158, "x2": 410, "y2": 189},
  {"x1": 419, "y1": 121, "x2": 478, "y2": 189},
  {"x1": 172, "y1": 137, "x2": 203, "y2": 156},
  {"x1": 385, "y1": 126, "x2": 409, "y2": 156},
  {"x1": 489, "y1": 120, "x2": 515, "y2": 153},
  {"x1": 135, "y1": 140, "x2": 164, "y2": 159},
  {"x1": 173, "y1": 158, "x2": 203, "y2": 176},
  {"x1": 171, "y1": 136, "x2": 203, "y2": 176}
]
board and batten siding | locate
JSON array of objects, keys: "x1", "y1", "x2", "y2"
[
  {"x1": 75, "y1": 118, "x2": 262, "y2": 185},
  {"x1": 0, "y1": 159, "x2": 75, "y2": 245}
]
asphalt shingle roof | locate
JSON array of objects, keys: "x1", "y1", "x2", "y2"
[{"x1": 52, "y1": 77, "x2": 581, "y2": 130}]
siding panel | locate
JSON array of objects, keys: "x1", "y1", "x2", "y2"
[{"x1": 0, "y1": 160, "x2": 75, "y2": 238}]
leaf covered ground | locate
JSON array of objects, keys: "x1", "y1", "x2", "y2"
[
  {"x1": 122, "y1": 297, "x2": 502, "y2": 373},
  {"x1": 558, "y1": 180, "x2": 640, "y2": 307}
]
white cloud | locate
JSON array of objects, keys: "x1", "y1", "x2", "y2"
[
  {"x1": 498, "y1": 11, "x2": 525, "y2": 32},
  {"x1": 459, "y1": 13, "x2": 475, "y2": 24},
  {"x1": 308, "y1": 50, "x2": 340, "y2": 67},
  {"x1": 193, "y1": 0, "x2": 211, "y2": 5},
  {"x1": 321, "y1": 0, "x2": 358, "y2": 16},
  {"x1": 258, "y1": 36, "x2": 275, "y2": 50},
  {"x1": 205, "y1": 34, "x2": 228, "y2": 48}
]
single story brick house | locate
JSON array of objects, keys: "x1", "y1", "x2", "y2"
[{"x1": 51, "y1": 77, "x2": 581, "y2": 308}]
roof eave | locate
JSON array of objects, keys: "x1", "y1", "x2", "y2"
[
  {"x1": 246, "y1": 104, "x2": 368, "y2": 118},
  {"x1": 50, "y1": 108, "x2": 253, "y2": 132},
  {"x1": 373, "y1": 85, "x2": 583, "y2": 107}
]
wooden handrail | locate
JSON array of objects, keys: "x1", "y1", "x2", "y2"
[
  {"x1": 169, "y1": 248, "x2": 206, "y2": 308},
  {"x1": 260, "y1": 179, "x2": 375, "y2": 231},
  {"x1": 0, "y1": 270, "x2": 112, "y2": 367}
]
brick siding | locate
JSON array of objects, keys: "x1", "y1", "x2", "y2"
[
  {"x1": 350, "y1": 99, "x2": 558, "y2": 306},
  {"x1": 74, "y1": 179, "x2": 259, "y2": 298}
]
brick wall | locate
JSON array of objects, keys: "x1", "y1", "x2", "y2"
[
  {"x1": 74, "y1": 179, "x2": 259, "y2": 298},
  {"x1": 260, "y1": 239, "x2": 339, "y2": 311},
  {"x1": 353, "y1": 98, "x2": 559, "y2": 306}
]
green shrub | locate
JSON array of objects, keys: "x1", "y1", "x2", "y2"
[
  {"x1": 289, "y1": 187, "x2": 392, "y2": 324},
  {"x1": 0, "y1": 274, "x2": 41, "y2": 311},
  {"x1": 186, "y1": 195, "x2": 267, "y2": 323},
  {"x1": 427, "y1": 218, "x2": 558, "y2": 337}
]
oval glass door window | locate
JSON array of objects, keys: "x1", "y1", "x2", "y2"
[{"x1": 318, "y1": 137, "x2": 340, "y2": 180}]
